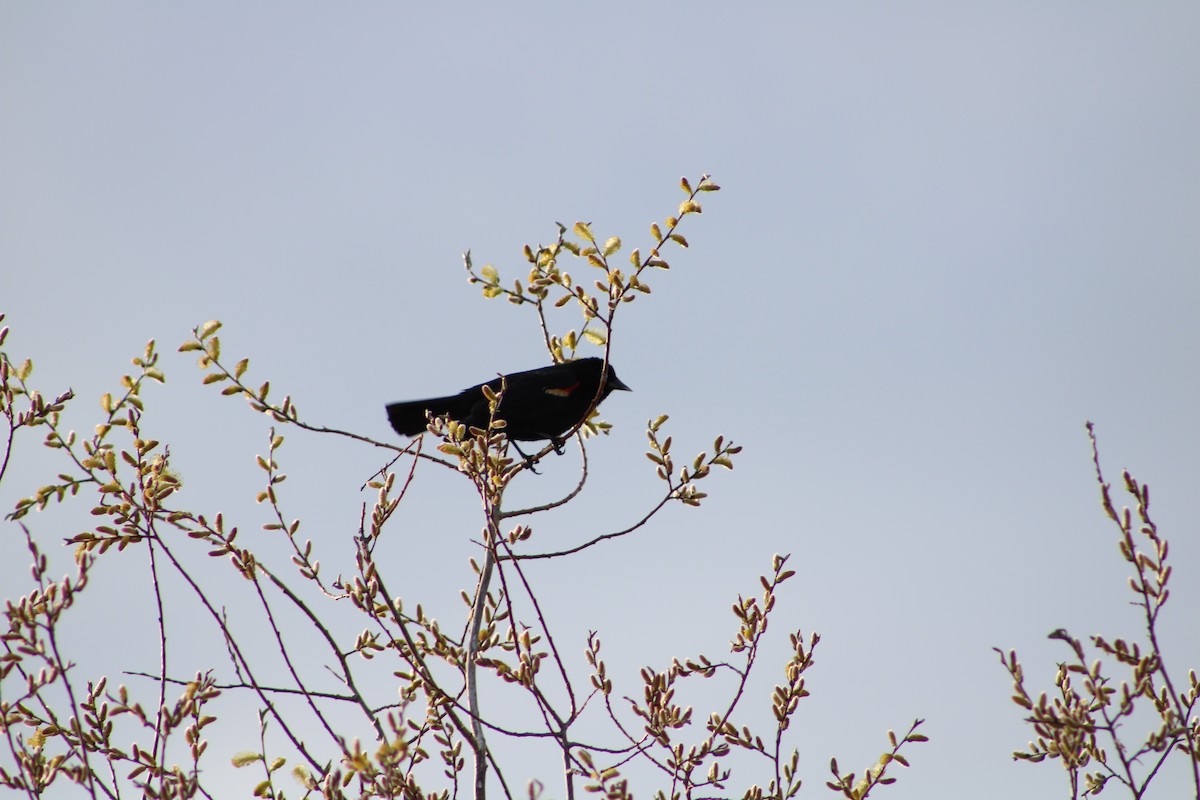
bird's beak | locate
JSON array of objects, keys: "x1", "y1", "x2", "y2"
[{"x1": 609, "y1": 375, "x2": 632, "y2": 392}]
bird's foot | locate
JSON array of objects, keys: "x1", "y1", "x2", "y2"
[{"x1": 510, "y1": 441, "x2": 542, "y2": 474}]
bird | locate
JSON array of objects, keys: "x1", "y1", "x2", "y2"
[{"x1": 386, "y1": 357, "x2": 631, "y2": 452}]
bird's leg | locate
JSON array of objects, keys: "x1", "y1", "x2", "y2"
[
  {"x1": 550, "y1": 436, "x2": 566, "y2": 455},
  {"x1": 509, "y1": 441, "x2": 542, "y2": 474}
]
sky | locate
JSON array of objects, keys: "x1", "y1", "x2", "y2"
[{"x1": 2, "y1": 3, "x2": 1199, "y2": 798}]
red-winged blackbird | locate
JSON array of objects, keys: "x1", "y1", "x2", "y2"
[{"x1": 386, "y1": 357, "x2": 631, "y2": 446}]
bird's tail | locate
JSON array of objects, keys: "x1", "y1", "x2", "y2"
[{"x1": 386, "y1": 396, "x2": 460, "y2": 436}]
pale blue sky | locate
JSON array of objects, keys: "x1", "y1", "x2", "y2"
[{"x1": 3, "y1": 4, "x2": 1199, "y2": 798}]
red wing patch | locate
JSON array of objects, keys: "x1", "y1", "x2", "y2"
[{"x1": 544, "y1": 381, "x2": 580, "y2": 398}]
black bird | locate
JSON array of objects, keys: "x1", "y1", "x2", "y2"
[{"x1": 386, "y1": 357, "x2": 631, "y2": 447}]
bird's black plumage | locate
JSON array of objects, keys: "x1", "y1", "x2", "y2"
[{"x1": 386, "y1": 357, "x2": 630, "y2": 442}]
